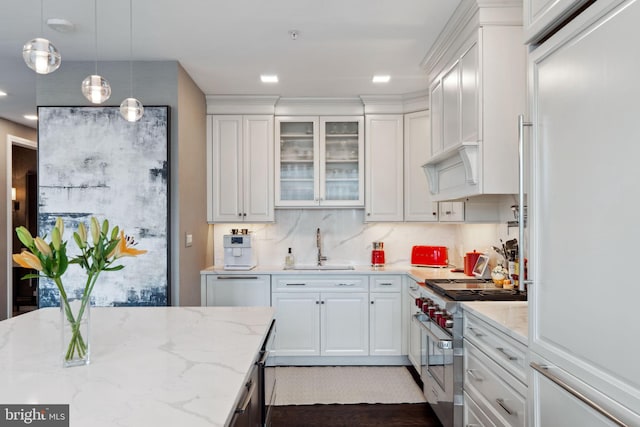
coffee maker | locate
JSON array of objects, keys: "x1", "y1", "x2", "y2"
[{"x1": 223, "y1": 229, "x2": 256, "y2": 270}]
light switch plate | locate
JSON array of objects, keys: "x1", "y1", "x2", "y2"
[{"x1": 185, "y1": 233, "x2": 193, "y2": 247}]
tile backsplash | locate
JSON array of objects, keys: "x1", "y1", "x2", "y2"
[{"x1": 211, "y1": 209, "x2": 507, "y2": 269}]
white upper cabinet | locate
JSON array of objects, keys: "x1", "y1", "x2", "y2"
[
  {"x1": 442, "y1": 62, "x2": 461, "y2": 153},
  {"x1": 404, "y1": 110, "x2": 438, "y2": 222},
  {"x1": 207, "y1": 115, "x2": 274, "y2": 223},
  {"x1": 275, "y1": 116, "x2": 364, "y2": 207},
  {"x1": 421, "y1": 0, "x2": 525, "y2": 202},
  {"x1": 524, "y1": 0, "x2": 593, "y2": 44},
  {"x1": 365, "y1": 114, "x2": 404, "y2": 222}
]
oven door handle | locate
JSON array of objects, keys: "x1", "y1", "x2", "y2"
[{"x1": 415, "y1": 314, "x2": 452, "y2": 348}]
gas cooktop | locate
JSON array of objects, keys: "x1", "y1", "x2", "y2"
[{"x1": 424, "y1": 278, "x2": 527, "y2": 301}]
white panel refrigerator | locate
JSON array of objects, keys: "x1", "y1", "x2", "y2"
[{"x1": 525, "y1": 0, "x2": 640, "y2": 425}]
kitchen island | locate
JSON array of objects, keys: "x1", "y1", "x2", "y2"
[{"x1": 0, "y1": 306, "x2": 275, "y2": 427}]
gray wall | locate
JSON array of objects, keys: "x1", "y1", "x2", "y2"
[{"x1": 36, "y1": 60, "x2": 207, "y2": 307}]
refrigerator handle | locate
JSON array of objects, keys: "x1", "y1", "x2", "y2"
[
  {"x1": 530, "y1": 363, "x2": 628, "y2": 426},
  {"x1": 518, "y1": 114, "x2": 532, "y2": 292}
]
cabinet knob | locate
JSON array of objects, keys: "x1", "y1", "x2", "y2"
[
  {"x1": 370, "y1": 301, "x2": 374, "y2": 305},
  {"x1": 243, "y1": 213, "x2": 247, "y2": 217},
  {"x1": 367, "y1": 213, "x2": 371, "y2": 216},
  {"x1": 238, "y1": 213, "x2": 242, "y2": 217},
  {"x1": 321, "y1": 301, "x2": 325, "y2": 304},
  {"x1": 315, "y1": 301, "x2": 320, "y2": 304}
]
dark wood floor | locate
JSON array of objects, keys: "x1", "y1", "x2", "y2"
[{"x1": 271, "y1": 403, "x2": 443, "y2": 427}]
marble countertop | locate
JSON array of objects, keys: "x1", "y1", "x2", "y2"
[
  {"x1": 461, "y1": 301, "x2": 528, "y2": 345},
  {"x1": 0, "y1": 306, "x2": 275, "y2": 427},
  {"x1": 202, "y1": 264, "x2": 469, "y2": 279}
]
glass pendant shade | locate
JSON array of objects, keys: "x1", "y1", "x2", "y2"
[
  {"x1": 23, "y1": 38, "x2": 61, "y2": 74},
  {"x1": 120, "y1": 97, "x2": 144, "y2": 122},
  {"x1": 81, "y1": 74, "x2": 111, "y2": 104}
]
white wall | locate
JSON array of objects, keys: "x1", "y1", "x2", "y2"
[{"x1": 212, "y1": 209, "x2": 504, "y2": 269}]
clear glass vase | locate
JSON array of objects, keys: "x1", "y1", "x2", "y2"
[{"x1": 61, "y1": 297, "x2": 90, "y2": 367}]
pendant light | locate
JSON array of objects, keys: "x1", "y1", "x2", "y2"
[
  {"x1": 81, "y1": 0, "x2": 111, "y2": 104},
  {"x1": 23, "y1": 0, "x2": 61, "y2": 74},
  {"x1": 120, "y1": 0, "x2": 143, "y2": 122}
]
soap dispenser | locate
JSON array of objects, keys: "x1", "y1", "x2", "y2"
[{"x1": 285, "y1": 248, "x2": 295, "y2": 269}]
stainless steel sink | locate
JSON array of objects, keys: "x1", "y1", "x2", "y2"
[{"x1": 285, "y1": 265, "x2": 355, "y2": 271}]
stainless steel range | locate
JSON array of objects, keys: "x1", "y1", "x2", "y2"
[{"x1": 413, "y1": 278, "x2": 526, "y2": 427}]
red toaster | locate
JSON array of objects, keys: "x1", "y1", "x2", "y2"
[{"x1": 411, "y1": 245, "x2": 449, "y2": 267}]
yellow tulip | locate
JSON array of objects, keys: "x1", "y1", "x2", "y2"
[
  {"x1": 34, "y1": 237, "x2": 52, "y2": 257},
  {"x1": 51, "y1": 227, "x2": 61, "y2": 251},
  {"x1": 13, "y1": 252, "x2": 43, "y2": 271},
  {"x1": 112, "y1": 231, "x2": 147, "y2": 259},
  {"x1": 55, "y1": 217, "x2": 64, "y2": 238},
  {"x1": 90, "y1": 217, "x2": 100, "y2": 244},
  {"x1": 15, "y1": 226, "x2": 33, "y2": 248},
  {"x1": 77, "y1": 222, "x2": 87, "y2": 245}
]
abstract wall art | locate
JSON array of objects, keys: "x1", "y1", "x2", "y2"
[{"x1": 37, "y1": 106, "x2": 170, "y2": 307}]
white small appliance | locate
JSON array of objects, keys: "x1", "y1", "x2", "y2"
[{"x1": 223, "y1": 233, "x2": 256, "y2": 270}]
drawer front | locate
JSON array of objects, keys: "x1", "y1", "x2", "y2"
[
  {"x1": 272, "y1": 275, "x2": 369, "y2": 292},
  {"x1": 464, "y1": 313, "x2": 527, "y2": 383},
  {"x1": 465, "y1": 341, "x2": 526, "y2": 427},
  {"x1": 465, "y1": 391, "x2": 497, "y2": 427},
  {"x1": 369, "y1": 275, "x2": 402, "y2": 292}
]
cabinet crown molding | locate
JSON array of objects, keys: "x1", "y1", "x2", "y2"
[
  {"x1": 206, "y1": 95, "x2": 280, "y2": 114},
  {"x1": 420, "y1": 0, "x2": 522, "y2": 80}
]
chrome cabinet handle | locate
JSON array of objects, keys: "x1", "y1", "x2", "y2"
[
  {"x1": 467, "y1": 327, "x2": 484, "y2": 337},
  {"x1": 530, "y1": 363, "x2": 628, "y2": 426},
  {"x1": 466, "y1": 369, "x2": 483, "y2": 382},
  {"x1": 236, "y1": 380, "x2": 256, "y2": 414},
  {"x1": 379, "y1": 282, "x2": 393, "y2": 286},
  {"x1": 518, "y1": 114, "x2": 532, "y2": 292},
  {"x1": 286, "y1": 283, "x2": 306, "y2": 286},
  {"x1": 217, "y1": 276, "x2": 258, "y2": 280},
  {"x1": 336, "y1": 283, "x2": 355, "y2": 286},
  {"x1": 496, "y1": 347, "x2": 517, "y2": 361},
  {"x1": 495, "y1": 398, "x2": 514, "y2": 416}
]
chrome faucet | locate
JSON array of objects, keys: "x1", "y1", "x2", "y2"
[{"x1": 316, "y1": 228, "x2": 327, "y2": 266}]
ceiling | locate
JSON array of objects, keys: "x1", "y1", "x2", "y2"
[{"x1": 0, "y1": 0, "x2": 461, "y2": 128}]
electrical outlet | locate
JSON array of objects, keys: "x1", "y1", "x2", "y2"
[{"x1": 185, "y1": 233, "x2": 193, "y2": 247}]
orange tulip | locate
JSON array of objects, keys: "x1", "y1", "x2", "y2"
[
  {"x1": 13, "y1": 251, "x2": 43, "y2": 271},
  {"x1": 112, "y1": 231, "x2": 147, "y2": 259}
]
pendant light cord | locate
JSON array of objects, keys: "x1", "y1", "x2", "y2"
[
  {"x1": 94, "y1": 0, "x2": 98, "y2": 75},
  {"x1": 129, "y1": 0, "x2": 133, "y2": 97}
]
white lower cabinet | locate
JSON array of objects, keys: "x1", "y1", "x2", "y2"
[
  {"x1": 321, "y1": 292, "x2": 369, "y2": 356},
  {"x1": 271, "y1": 276, "x2": 369, "y2": 357},
  {"x1": 201, "y1": 274, "x2": 271, "y2": 307},
  {"x1": 271, "y1": 292, "x2": 321, "y2": 356},
  {"x1": 369, "y1": 276, "x2": 402, "y2": 356},
  {"x1": 463, "y1": 311, "x2": 528, "y2": 427}
]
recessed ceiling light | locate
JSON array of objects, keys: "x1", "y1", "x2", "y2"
[
  {"x1": 372, "y1": 75, "x2": 391, "y2": 83},
  {"x1": 23, "y1": 114, "x2": 38, "y2": 121},
  {"x1": 261, "y1": 75, "x2": 278, "y2": 83},
  {"x1": 0, "y1": 90, "x2": 7, "y2": 97}
]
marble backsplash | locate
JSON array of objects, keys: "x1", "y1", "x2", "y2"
[{"x1": 211, "y1": 209, "x2": 511, "y2": 269}]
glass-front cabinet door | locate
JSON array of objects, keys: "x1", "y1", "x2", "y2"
[
  {"x1": 320, "y1": 117, "x2": 364, "y2": 206},
  {"x1": 275, "y1": 117, "x2": 319, "y2": 206},
  {"x1": 275, "y1": 116, "x2": 363, "y2": 207}
]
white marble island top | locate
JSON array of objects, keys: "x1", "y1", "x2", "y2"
[
  {"x1": 0, "y1": 306, "x2": 275, "y2": 427},
  {"x1": 461, "y1": 301, "x2": 528, "y2": 345}
]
